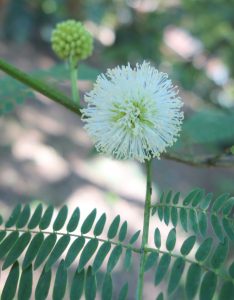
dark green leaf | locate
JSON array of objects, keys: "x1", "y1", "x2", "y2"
[
  {"x1": 34, "y1": 233, "x2": 57, "y2": 270},
  {"x1": 189, "y1": 209, "x2": 199, "y2": 234},
  {"x1": 222, "y1": 198, "x2": 234, "y2": 216},
  {"x1": 151, "y1": 206, "x2": 157, "y2": 216},
  {"x1": 67, "y1": 207, "x2": 80, "y2": 232},
  {"x1": 222, "y1": 218, "x2": 234, "y2": 240},
  {"x1": 108, "y1": 215, "x2": 120, "y2": 239},
  {"x1": 171, "y1": 207, "x2": 178, "y2": 227},
  {"x1": 129, "y1": 230, "x2": 141, "y2": 244},
  {"x1": 1, "y1": 262, "x2": 19, "y2": 300},
  {"x1": 93, "y1": 241, "x2": 111, "y2": 273},
  {"x1": 77, "y1": 239, "x2": 98, "y2": 272},
  {"x1": 0, "y1": 214, "x2": 2, "y2": 225},
  {"x1": 16, "y1": 204, "x2": 30, "y2": 228},
  {"x1": 219, "y1": 281, "x2": 234, "y2": 300},
  {"x1": 199, "y1": 271, "x2": 217, "y2": 300},
  {"x1": 185, "y1": 263, "x2": 201, "y2": 299},
  {"x1": 168, "y1": 257, "x2": 185, "y2": 294},
  {"x1": 197, "y1": 211, "x2": 207, "y2": 237},
  {"x1": 119, "y1": 221, "x2": 128, "y2": 242},
  {"x1": 3, "y1": 232, "x2": 31, "y2": 270},
  {"x1": 70, "y1": 269, "x2": 85, "y2": 300},
  {"x1": 28, "y1": 203, "x2": 43, "y2": 229},
  {"x1": 94, "y1": 213, "x2": 106, "y2": 237},
  {"x1": 39, "y1": 205, "x2": 54, "y2": 230},
  {"x1": 211, "y1": 214, "x2": 224, "y2": 241},
  {"x1": 64, "y1": 236, "x2": 85, "y2": 268},
  {"x1": 172, "y1": 192, "x2": 180, "y2": 204},
  {"x1": 45, "y1": 234, "x2": 70, "y2": 271},
  {"x1": 154, "y1": 254, "x2": 171, "y2": 285},
  {"x1": 118, "y1": 283, "x2": 128, "y2": 300},
  {"x1": 229, "y1": 261, "x2": 234, "y2": 278},
  {"x1": 107, "y1": 245, "x2": 122, "y2": 273},
  {"x1": 192, "y1": 189, "x2": 204, "y2": 207},
  {"x1": 102, "y1": 273, "x2": 113, "y2": 300},
  {"x1": 0, "y1": 230, "x2": 6, "y2": 243},
  {"x1": 35, "y1": 267, "x2": 52, "y2": 300},
  {"x1": 5, "y1": 204, "x2": 21, "y2": 228},
  {"x1": 154, "y1": 228, "x2": 161, "y2": 248},
  {"x1": 157, "y1": 206, "x2": 163, "y2": 221},
  {"x1": 211, "y1": 238, "x2": 229, "y2": 269},
  {"x1": 212, "y1": 193, "x2": 229, "y2": 213},
  {"x1": 53, "y1": 260, "x2": 67, "y2": 300},
  {"x1": 81, "y1": 209, "x2": 97, "y2": 234},
  {"x1": 85, "y1": 267, "x2": 96, "y2": 300},
  {"x1": 180, "y1": 208, "x2": 188, "y2": 232},
  {"x1": 199, "y1": 193, "x2": 213, "y2": 210},
  {"x1": 166, "y1": 228, "x2": 176, "y2": 251},
  {"x1": 18, "y1": 265, "x2": 32, "y2": 300},
  {"x1": 53, "y1": 205, "x2": 68, "y2": 231},
  {"x1": 23, "y1": 232, "x2": 44, "y2": 269},
  {"x1": 145, "y1": 252, "x2": 159, "y2": 272},
  {"x1": 166, "y1": 190, "x2": 172, "y2": 203},
  {"x1": 0, "y1": 231, "x2": 19, "y2": 259},
  {"x1": 180, "y1": 235, "x2": 196, "y2": 256},
  {"x1": 159, "y1": 192, "x2": 164, "y2": 203},
  {"x1": 123, "y1": 249, "x2": 132, "y2": 270},
  {"x1": 163, "y1": 207, "x2": 170, "y2": 225},
  {"x1": 195, "y1": 238, "x2": 213, "y2": 262},
  {"x1": 183, "y1": 189, "x2": 200, "y2": 206},
  {"x1": 156, "y1": 293, "x2": 164, "y2": 300}
]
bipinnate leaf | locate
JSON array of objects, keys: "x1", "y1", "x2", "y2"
[
  {"x1": 67, "y1": 207, "x2": 80, "y2": 232},
  {"x1": 81, "y1": 209, "x2": 97, "y2": 234},
  {"x1": 53, "y1": 205, "x2": 68, "y2": 231},
  {"x1": 53, "y1": 260, "x2": 67, "y2": 300},
  {"x1": 1, "y1": 262, "x2": 19, "y2": 300}
]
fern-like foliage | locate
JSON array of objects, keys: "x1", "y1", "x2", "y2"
[{"x1": 0, "y1": 188, "x2": 233, "y2": 300}]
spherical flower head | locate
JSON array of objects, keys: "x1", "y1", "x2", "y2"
[
  {"x1": 82, "y1": 62, "x2": 184, "y2": 162},
  {"x1": 51, "y1": 20, "x2": 93, "y2": 63}
]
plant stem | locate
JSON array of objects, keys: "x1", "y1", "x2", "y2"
[
  {"x1": 69, "y1": 58, "x2": 80, "y2": 104},
  {"x1": 136, "y1": 159, "x2": 152, "y2": 300}
]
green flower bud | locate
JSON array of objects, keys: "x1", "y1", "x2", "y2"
[{"x1": 51, "y1": 20, "x2": 93, "y2": 64}]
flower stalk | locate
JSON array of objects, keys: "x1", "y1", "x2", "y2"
[
  {"x1": 136, "y1": 159, "x2": 153, "y2": 299},
  {"x1": 69, "y1": 58, "x2": 80, "y2": 104}
]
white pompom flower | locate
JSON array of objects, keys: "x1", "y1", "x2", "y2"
[{"x1": 82, "y1": 62, "x2": 184, "y2": 162}]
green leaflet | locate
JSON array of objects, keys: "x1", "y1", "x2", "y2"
[
  {"x1": 129, "y1": 230, "x2": 141, "y2": 244},
  {"x1": 107, "y1": 245, "x2": 123, "y2": 273},
  {"x1": 18, "y1": 265, "x2": 33, "y2": 300},
  {"x1": 34, "y1": 233, "x2": 57, "y2": 270},
  {"x1": 197, "y1": 211, "x2": 207, "y2": 237},
  {"x1": 172, "y1": 192, "x2": 180, "y2": 204},
  {"x1": 1, "y1": 262, "x2": 19, "y2": 300},
  {"x1": 171, "y1": 207, "x2": 178, "y2": 227},
  {"x1": 154, "y1": 253, "x2": 171, "y2": 285},
  {"x1": 77, "y1": 238, "x2": 99, "y2": 271},
  {"x1": 229, "y1": 261, "x2": 234, "y2": 278},
  {"x1": 53, "y1": 260, "x2": 67, "y2": 300},
  {"x1": 195, "y1": 238, "x2": 213, "y2": 262},
  {"x1": 191, "y1": 189, "x2": 204, "y2": 207},
  {"x1": 118, "y1": 221, "x2": 128, "y2": 242},
  {"x1": 166, "y1": 228, "x2": 176, "y2": 251},
  {"x1": 211, "y1": 214, "x2": 224, "y2": 241},
  {"x1": 189, "y1": 209, "x2": 199, "y2": 234},
  {"x1": 180, "y1": 208, "x2": 188, "y2": 232},
  {"x1": 154, "y1": 228, "x2": 161, "y2": 248},
  {"x1": 94, "y1": 213, "x2": 106, "y2": 236},
  {"x1": 16, "y1": 204, "x2": 31, "y2": 228},
  {"x1": 167, "y1": 257, "x2": 185, "y2": 294},
  {"x1": 183, "y1": 188, "x2": 200, "y2": 206},
  {"x1": 102, "y1": 273, "x2": 113, "y2": 300},
  {"x1": 210, "y1": 238, "x2": 229, "y2": 269},
  {"x1": 53, "y1": 205, "x2": 68, "y2": 231},
  {"x1": 64, "y1": 236, "x2": 85, "y2": 268},
  {"x1": 212, "y1": 193, "x2": 230, "y2": 213},
  {"x1": 3, "y1": 232, "x2": 31, "y2": 270},
  {"x1": 222, "y1": 218, "x2": 234, "y2": 240},
  {"x1": 92, "y1": 241, "x2": 111, "y2": 273},
  {"x1": 157, "y1": 206, "x2": 163, "y2": 221},
  {"x1": 199, "y1": 193, "x2": 213, "y2": 210},
  {"x1": 219, "y1": 281, "x2": 234, "y2": 300},
  {"x1": 222, "y1": 198, "x2": 234, "y2": 216},
  {"x1": 35, "y1": 267, "x2": 52, "y2": 300},
  {"x1": 39, "y1": 205, "x2": 54, "y2": 230},
  {"x1": 180, "y1": 235, "x2": 196, "y2": 256},
  {"x1": 23, "y1": 232, "x2": 44, "y2": 269},
  {"x1": 0, "y1": 231, "x2": 19, "y2": 259},
  {"x1": 81, "y1": 209, "x2": 97, "y2": 234},
  {"x1": 185, "y1": 263, "x2": 202, "y2": 299},
  {"x1": 70, "y1": 269, "x2": 85, "y2": 300},
  {"x1": 123, "y1": 248, "x2": 132, "y2": 270},
  {"x1": 145, "y1": 252, "x2": 159, "y2": 272},
  {"x1": 5, "y1": 204, "x2": 22, "y2": 228},
  {"x1": 165, "y1": 190, "x2": 172, "y2": 203},
  {"x1": 45, "y1": 234, "x2": 70, "y2": 271},
  {"x1": 199, "y1": 271, "x2": 217, "y2": 300},
  {"x1": 163, "y1": 206, "x2": 170, "y2": 225},
  {"x1": 108, "y1": 215, "x2": 120, "y2": 239},
  {"x1": 28, "y1": 203, "x2": 43, "y2": 229},
  {"x1": 66, "y1": 207, "x2": 80, "y2": 232},
  {"x1": 156, "y1": 293, "x2": 164, "y2": 300},
  {"x1": 118, "y1": 283, "x2": 128, "y2": 300},
  {"x1": 0, "y1": 230, "x2": 6, "y2": 243},
  {"x1": 85, "y1": 267, "x2": 97, "y2": 300}
]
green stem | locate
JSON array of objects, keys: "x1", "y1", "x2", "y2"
[
  {"x1": 136, "y1": 159, "x2": 152, "y2": 300},
  {"x1": 69, "y1": 59, "x2": 80, "y2": 104}
]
